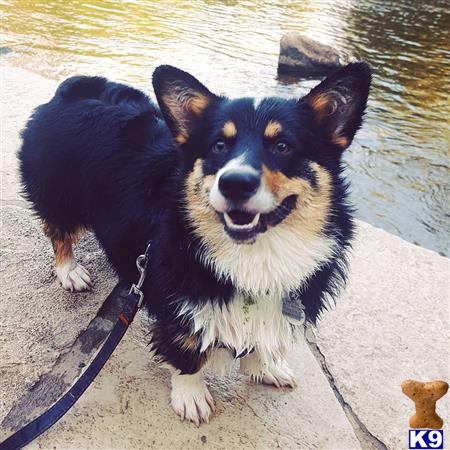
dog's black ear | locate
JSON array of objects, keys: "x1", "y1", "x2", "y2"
[
  {"x1": 302, "y1": 62, "x2": 371, "y2": 149},
  {"x1": 153, "y1": 65, "x2": 218, "y2": 144}
]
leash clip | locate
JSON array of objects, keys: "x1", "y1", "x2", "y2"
[{"x1": 128, "y1": 241, "x2": 151, "y2": 308}]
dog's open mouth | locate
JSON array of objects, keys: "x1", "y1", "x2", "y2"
[
  {"x1": 224, "y1": 211, "x2": 260, "y2": 229},
  {"x1": 222, "y1": 210, "x2": 261, "y2": 242},
  {"x1": 219, "y1": 195, "x2": 297, "y2": 243}
]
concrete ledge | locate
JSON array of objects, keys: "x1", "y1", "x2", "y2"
[
  {"x1": 0, "y1": 205, "x2": 117, "y2": 427},
  {"x1": 313, "y1": 221, "x2": 450, "y2": 449},
  {"x1": 30, "y1": 318, "x2": 362, "y2": 449}
]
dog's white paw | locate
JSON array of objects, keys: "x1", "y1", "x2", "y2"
[
  {"x1": 171, "y1": 372, "x2": 215, "y2": 426},
  {"x1": 262, "y1": 361, "x2": 297, "y2": 388},
  {"x1": 240, "y1": 352, "x2": 296, "y2": 388},
  {"x1": 56, "y1": 260, "x2": 92, "y2": 292}
]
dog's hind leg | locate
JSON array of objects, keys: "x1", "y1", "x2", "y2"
[{"x1": 43, "y1": 222, "x2": 92, "y2": 292}]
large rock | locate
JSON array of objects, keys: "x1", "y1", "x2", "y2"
[{"x1": 278, "y1": 32, "x2": 342, "y2": 76}]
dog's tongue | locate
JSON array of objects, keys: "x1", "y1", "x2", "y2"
[{"x1": 228, "y1": 210, "x2": 256, "y2": 225}]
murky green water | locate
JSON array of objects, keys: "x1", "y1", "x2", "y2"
[{"x1": 2, "y1": 0, "x2": 449, "y2": 255}]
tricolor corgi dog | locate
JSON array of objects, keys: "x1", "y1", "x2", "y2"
[{"x1": 19, "y1": 62, "x2": 371, "y2": 425}]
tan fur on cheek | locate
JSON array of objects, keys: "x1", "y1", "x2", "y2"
[
  {"x1": 261, "y1": 166, "x2": 281, "y2": 197},
  {"x1": 285, "y1": 162, "x2": 332, "y2": 238},
  {"x1": 184, "y1": 159, "x2": 224, "y2": 243},
  {"x1": 183, "y1": 161, "x2": 335, "y2": 296},
  {"x1": 262, "y1": 165, "x2": 311, "y2": 202},
  {"x1": 262, "y1": 163, "x2": 332, "y2": 239}
]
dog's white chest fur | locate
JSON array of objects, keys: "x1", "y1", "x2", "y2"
[
  {"x1": 178, "y1": 292, "x2": 297, "y2": 361},
  {"x1": 199, "y1": 226, "x2": 336, "y2": 297},
  {"x1": 181, "y1": 220, "x2": 336, "y2": 363}
]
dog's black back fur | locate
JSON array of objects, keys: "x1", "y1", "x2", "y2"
[{"x1": 21, "y1": 77, "x2": 172, "y2": 280}]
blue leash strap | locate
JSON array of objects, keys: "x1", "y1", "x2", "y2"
[{"x1": 0, "y1": 242, "x2": 151, "y2": 450}]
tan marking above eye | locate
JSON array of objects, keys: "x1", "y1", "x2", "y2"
[
  {"x1": 175, "y1": 133, "x2": 187, "y2": 144},
  {"x1": 223, "y1": 121, "x2": 237, "y2": 138},
  {"x1": 264, "y1": 121, "x2": 282, "y2": 139}
]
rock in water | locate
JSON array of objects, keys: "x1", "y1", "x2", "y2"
[{"x1": 278, "y1": 32, "x2": 342, "y2": 76}]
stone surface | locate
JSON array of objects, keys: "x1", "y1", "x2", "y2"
[
  {"x1": 0, "y1": 66, "x2": 118, "y2": 427},
  {"x1": 0, "y1": 203, "x2": 360, "y2": 448},
  {"x1": 278, "y1": 32, "x2": 342, "y2": 76},
  {"x1": 314, "y1": 221, "x2": 450, "y2": 449},
  {"x1": 0, "y1": 205, "x2": 117, "y2": 427},
  {"x1": 29, "y1": 324, "x2": 361, "y2": 450}
]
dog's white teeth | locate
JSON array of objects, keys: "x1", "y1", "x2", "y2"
[
  {"x1": 224, "y1": 212, "x2": 260, "y2": 230},
  {"x1": 224, "y1": 212, "x2": 234, "y2": 227},
  {"x1": 250, "y1": 213, "x2": 260, "y2": 227}
]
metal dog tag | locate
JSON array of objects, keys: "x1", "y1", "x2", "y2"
[{"x1": 282, "y1": 291, "x2": 306, "y2": 325}]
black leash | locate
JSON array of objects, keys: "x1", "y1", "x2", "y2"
[{"x1": 0, "y1": 243, "x2": 151, "y2": 450}]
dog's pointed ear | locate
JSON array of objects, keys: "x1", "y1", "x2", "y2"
[
  {"x1": 152, "y1": 65, "x2": 218, "y2": 144},
  {"x1": 302, "y1": 62, "x2": 371, "y2": 150}
]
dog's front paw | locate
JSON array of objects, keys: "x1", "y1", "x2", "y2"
[
  {"x1": 56, "y1": 260, "x2": 92, "y2": 292},
  {"x1": 171, "y1": 372, "x2": 215, "y2": 426},
  {"x1": 262, "y1": 361, "x2": 297, "y2": 388},
  {"x1": 240, "y1": 352, "x2": 297, "y2": 388}
]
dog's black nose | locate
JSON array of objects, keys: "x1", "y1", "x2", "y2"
[{"x1": 219, "y1": 171, "x2": 260, "y2": 202}]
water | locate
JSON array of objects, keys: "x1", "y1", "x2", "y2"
[{"x1": 2, "y1": 0, "x2": 449, "y2": 255}]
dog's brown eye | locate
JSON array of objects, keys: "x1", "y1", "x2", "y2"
[
  {"x1": 272, "y1": 140, "x2": 291, "y2": 155},
  {"x1": 213, "y1": 140, "x2": 228, "y2": 154}
]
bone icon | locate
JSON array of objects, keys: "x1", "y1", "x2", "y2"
[{"x1": 401, "y1": 380, "x2": 449, "y2": 429}]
